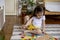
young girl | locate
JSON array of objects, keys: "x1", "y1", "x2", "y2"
[{"x1": 22, "y1": 6, "x2": 45, "y2": 34}]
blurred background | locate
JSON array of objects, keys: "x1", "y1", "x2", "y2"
[{"x1": 0, "y1": 0, "x2": 60, "y2": 40}]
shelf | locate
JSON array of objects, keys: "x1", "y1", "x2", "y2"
[{"x1": 45, "y1": 11, "x2": 60, "y2": 15}]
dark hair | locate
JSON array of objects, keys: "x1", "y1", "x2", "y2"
[
  {"x1": 26, "y1": 11, "x2": 33, "y2": 15},
  {"x1": 33, "y1": 6, "x2": 43, "y2": 16}
]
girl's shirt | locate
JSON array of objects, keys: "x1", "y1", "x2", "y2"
[{"x1": 32, "y1": 16, "x2": 45, "y2": 28}]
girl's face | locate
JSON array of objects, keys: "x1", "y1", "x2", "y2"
[{"x1": 35, "y1": 12, "x2": 42, "y2": 18}]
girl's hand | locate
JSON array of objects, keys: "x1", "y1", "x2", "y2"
[
  {"x1": 22, "y1": 25, "x2": 27, "y2": 29},
  {"x1": 42, "y1": 31, "x2": 45, "y2": 34},
  {"x1": 42, "y1": 30, "x2": 45, "y2": 34},
  {"x1": 42, "y1": 27, "x2": 45, "y2": 34},
  {"x1": 42, "y1": 31, "x2": 47, "y2": 35}
]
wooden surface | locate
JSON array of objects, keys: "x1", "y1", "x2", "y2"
[
  {"x1": 46, "y1": 15, "x2": 60, "y2": 24},
  {"x1": 45, "y1": 11, "x2": 60, "y2": 15},
  {"x1": 45, "y1": 0, "x2": 60, "y2": 2},
  {"x1": 2, "y1": 15, "x2": 17, "y2": 40}
]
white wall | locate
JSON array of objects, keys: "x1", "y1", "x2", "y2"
[
  {"x1": 0, "y1": 0, "x2": 4, "y2": 5},
  {"x1": 45, "y1": 2, "x2": 60, "y2": 12},
  {"x1": 5, "y1": 0, "x2": 17, "y2": 15}
]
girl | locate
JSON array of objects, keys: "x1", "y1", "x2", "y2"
[{"x1": 22, "y1": 6, "x2": 45, "y2": 34}]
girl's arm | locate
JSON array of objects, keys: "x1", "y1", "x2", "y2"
[
  {"x1": 42, "y1": 20, "x2": 45, "y2": 33},
  {"x1": 25, "y1": 18, "x2": 33, "y2": 27},
  {"x1": 24, "y1": 16, "x2": 29, "y2": 24}
]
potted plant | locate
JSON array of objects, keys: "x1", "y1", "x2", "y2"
[{"x1": 27, "y1": 0, "x2": 36, "y2": 11}]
